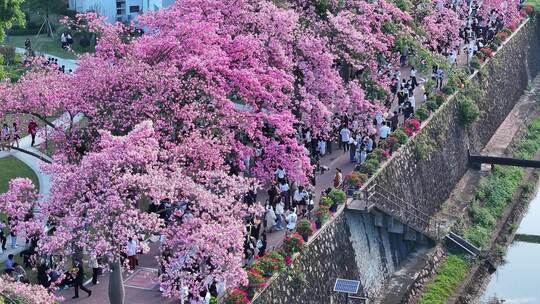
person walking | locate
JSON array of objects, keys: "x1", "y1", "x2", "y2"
[
  {"x1": 410, "y1": 67, "x2": 418, "y2": 89},
  {"x1": 257, "y1": 233, "x2": 267, "y2": 257},
  {"x1": 402, "y1": 99, "x2": 413, "y2": 120},
  {"x1": 267, "y1": 183, "x2": 278, "y2": 208},
  {"x1": 60, "y1": 33, "x2": 67, "y2": 49},
  {"x1": 89, "y1": 256, "x2": 100, "y2": 285},
  {"x1": 11, "y1": 122, "x2": 20, "y2": 148},
  {"x1": 1, "y1": 123, "x2": 10, "y2": 150},
  {"x1": 436, "y1": 67, "x2": 445, "y2": 89},
  {"x1": 127, "y1": 237, "x2": 138, "y2": 270},
  {"x1": 72, "y1": 260, "x2": 92, "y2": 298},
  {"x1": 28, "y1": 121, "x2": 38, "y2": 147},
  {"x1": 275, "y1": 199, "x2": 285, "y2": 231},
  {"x1": 275, "y1": 165, "x2": 286, "y2": 183},
  {"x1": 390, "y1": 111, "x2": 399, "y2": 131},
  {"x1": 333, "y1": 168, "x2": 343, "y2": 188},
  {"x1": 379, "y1": 122, "x2": 391, "y2": 140},
  {"x1": 264, "y1": 205, "x2": 277, "y2": 232},
  {"x1": 286, "y1": 208, "x2": 298, "y2": 232},
  {"x1": 340, "y1": 126, "x2": 351, "y2": 152},
  {"x1": 7, "y1": 218, "x2": 16, "y2": 249},
  {"x1": 348, "y1": 137, "x2": 357, "y2": 162},
  {"x1": 0, "y1": 221, "x2": 7, "y2": 252},
  {"x1": 278, "y1": 180, "x2": 290, "y2": 210}
]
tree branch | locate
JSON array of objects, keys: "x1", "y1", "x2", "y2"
[{"x1": 30, "y1": 112, "x2": 58, "y2": 130}]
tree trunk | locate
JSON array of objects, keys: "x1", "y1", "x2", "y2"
[{"x1": 108, "y1": 260, "x2": 125, "y2": 304}]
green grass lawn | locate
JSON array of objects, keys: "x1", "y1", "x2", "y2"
[
  {"x1": 0, "y1": 156, "x2": 39, "y2": 194},
  {"x1": 3, "y1": 34, "x2": 94, "y2": 60}
]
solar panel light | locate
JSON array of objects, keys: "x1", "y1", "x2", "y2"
[{"x1": 334, "y1": 279, "x2": 368, "y2": 303}]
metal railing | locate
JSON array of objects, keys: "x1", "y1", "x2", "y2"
[{"x1": 365, "y1": 184, "x2": 440, "y2": 240}]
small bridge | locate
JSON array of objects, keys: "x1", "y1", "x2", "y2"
[
  {"x1": 348, "y1": 184, "x2": 441, "y2": 240},
  {"x1": 469, "y1": 152, "x2": 540, "y2": 169}
]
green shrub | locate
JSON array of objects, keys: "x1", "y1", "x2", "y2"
[
  {"x1": 368, "y1": 148, "x2": 385, "y2": 162},
  {"x1": 328, "y1": 188, "x2": 347, "y2": 204},
  {"x1": 314, "y1": 208, "x2": 330, "y2": 224},
  {"x1": 393, "y1": 129, "x2": 409, "y2": 144},
  {"x1": 470, "y1": 202, "x2": 496, "y2": 229},
  {"x1": 502, "y1": 28, "x2": 513, "y2": 35},
  {"x1": 359, "y1": 158, "x2": 380, "y2": 175},
  {"x1": 359, "y1": 161, "x2": 378, "y2": 176},
  {"x1": 465, "y1": 225, "x2": 491, "y2": 247},
  {"x1": 283, "y1": 233, "x2": 305, "y2": 254},
  {"x1": 470, "y1": 56, "x2": 481, "y2": 70},
  {"x1": 297, "y1": 219, "x2": 314, "y2": 237},
  {"x1": 418, "y1": 255, "x2": 470, "y2": 304},
  {"x1": 319, "y1": 196, "x2": 332, "y2": 207},
  {"x1": 256, "y1": 254, "x2": 285, "y2": 276},
  {"x1": 442, "y1": 85, "x2": 456, "y2": 95},
  {"x1": 434, "y1": 94, "x2": 446, "y2": 107},
  {"x1": 416, "y1": 107, "x2": 430, "y2": 121},
  {"x1": 0, "y1": 46, "x2": 16, "y2": 64},
  {"x1": 424, "y1": 79, "x2": 436, "y2": 93},
  {"x1": 425, "y1": 100, "x2": 439, "y2": 112},
  {"x1": 458, "y1": 98, "x2": 480, "y2": 127},
  {"x1": 393, "y1": 0, "x2": 411, "y2": 12}
]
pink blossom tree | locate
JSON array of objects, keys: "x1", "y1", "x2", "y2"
[
  {"x1": 0, "y1": 0, "x2": 436, "y2": 302},
  {"x1": 0, "y1": 275, "x2": 58, "y2": 304},
  {"x1": 422, "y1": 5, "x2": 463, "y2": 52},
  {"x1": 477, "y1": 0, "x2": 521, "y2": 27}
]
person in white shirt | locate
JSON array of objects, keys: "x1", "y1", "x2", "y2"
[
  {"x1": 340, "y1": 127, "x2": 351, "y2": 152},
  {"x1": 279, "y1": 181, "x2": 290, "y2": 209},
  {"x1": 286, "y1": 208, "x2": 298, "y2": 231},
  {"x1": 305, "y1": 130, "x2": 311, "y2": 144},
  {"x1": 293, "y1": 188, "x2": 303, "y2": 207},
  {"x1": 127, "y1": 237, "x2": 138, "y2": 270},
  {"x1": 264, "y1": 205, "x2": 277, "y2": 232},
  {"x1": 275, "y1": 200, "x2": 285, "y2": 230},
  {"x1": 317, "y1": 139, "x2": 326, "y2": 156},
  {"x1": 408, "y1": 94, "x2": 416, "y2": 109},
  {"x1": 379, "y1": 122, "x2": 391, "y2": 139},
  {"x1": 275, "y1": 166, "x2": 286, "y2": 182}
]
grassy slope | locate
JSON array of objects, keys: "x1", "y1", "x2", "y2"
[
  {"x1": 418, "y1": 255, "x2": 471, "y2": 304},
  {"x1": 0, "y1": 156, "x2": 39, "y2": 194},
  {"x1": 3, "y1": 34, "x2": 94, "y2": 60}
]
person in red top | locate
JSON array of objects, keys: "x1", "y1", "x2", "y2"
[{"x1": 28, "y1": 121, "x2": 38, "y2": 147}]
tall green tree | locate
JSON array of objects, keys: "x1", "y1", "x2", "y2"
[
  {"x1": 23, "y1": 0, "x2": 68, "y2": 15},
  {"x1": 0, "y1": 0, "x2": 25, "y2": 42}
]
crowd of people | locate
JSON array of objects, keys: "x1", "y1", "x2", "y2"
[{"x1": 45, "y1": 56, "x2": 73, "y2": 74}]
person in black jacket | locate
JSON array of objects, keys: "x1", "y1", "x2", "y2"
[{"x1": 73, "y1": 260, "x2": 92, "y2": 299}]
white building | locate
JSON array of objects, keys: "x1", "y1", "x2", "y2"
[{"x1": 68, "y1": 0, "x2": 175, "y2": 23}]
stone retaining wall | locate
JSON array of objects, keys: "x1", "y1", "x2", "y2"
[
  {"x1": 368, "y1": 18, "x2": 540, "y2": 215},
  {"x1": 253, "y1": 18, "x2": 540, "y2": 304}
]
